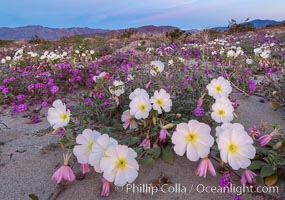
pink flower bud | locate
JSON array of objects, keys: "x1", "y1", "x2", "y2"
[
  {"x1": 51, "y1": 166, "x2": 75, "y2": 184},
  {"x1": 139, "y1": 138, "x2": 151, "y2": 149},
  {"x1": 197, "y1": 98, "x2": 203, "y2": 107},
  {"x1": 159, "y1": 129, "x2": 170, "y2": 142},
  {"x1": 248, "y1": 125, "x2": 261, "y2": 139},
  {"x1": 241, "y1": 169, "x2": 256, "y2": 185},
  {"x1": 81, "y1": 163, "x2": 90, "y2": 175},
  {"x1": 195, "y1": 157, "x2": 216, "y2": 178},
  {"x1": 51, "y1": 152, "x2": 75, "y2": 184},
  {"x1": 257, "y1": 134, "x2": 272, "y2": 146},
  {"x1": 101, "y1": 177, "x2": 110, "y2": 197},
  {"x1": 123, "y1": 119, "x2": 131, "y2": 130}
]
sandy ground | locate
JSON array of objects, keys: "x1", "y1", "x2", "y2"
[{"x1": 0, "y1": 93, "x2": 284, "y2": 200}]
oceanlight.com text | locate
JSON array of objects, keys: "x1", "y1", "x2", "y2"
[{"x1": 115, "y1": 183, "x2": 279, "y2": 196}]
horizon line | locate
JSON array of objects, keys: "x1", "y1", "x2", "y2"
[{"x1": 0, "y1": 18, "x2": 284, "y2": 31}]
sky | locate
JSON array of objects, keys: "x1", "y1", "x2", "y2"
[{"x1": 0, "y1": 0, "x2": 284, "y2": 30}]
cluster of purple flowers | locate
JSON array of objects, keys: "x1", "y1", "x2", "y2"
[{"x1": 248, "y1": 80, "x2": 256, "y2": 92}]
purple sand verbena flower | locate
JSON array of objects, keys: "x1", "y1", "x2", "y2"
[
  {"x1": 35, "y1": 83, "x2": 44, "y2": 89},
  {"x1": 249, "y1": 80, "x2": 256, "y2": 92},
  {"x1": 2, "y1": 87, "x2": 9, "y2": 94},
  {"x1": 50, "y1": 85, "x2": 59, "y2": 94},
  {"x1": 27, "y1": 84, "x2": 35, "y2": 91},
  {"x1": 102, "y1": 99, "x2": 111, "y2": 108},
  {"x1": 194, "y1": 106, "x2": 204, "y2": 117},
  {"x1": 86, "y1": 97, "x2": 92, "y2": 106},
  {"x1": 17, "y1": 94, "x2": 25, "y2": 102},
  {"x1": 219, "y1": 172, "x2": 233, "y2": 189},
  {"x1": 16, "y1": 104, "x2": 28, "y2": 113},
  {"x1": 41, "y1": 101, "x2": 48, "y2": 108}
]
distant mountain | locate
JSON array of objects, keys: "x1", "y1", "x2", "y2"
[
  {"x1": 0, "y1": 19, "x2": 284, "y2": 40},
  {"x1": 249, "y1": 19, "x2": 284, "y2": 28},
  {"x1": 211, "y1": 19, "x2": 285, "y2": 31},
  {"x1": 0, "y1": 25, "x2": 109, "y2": 40},
  {"x1": 102, "y1": 25, "x2": 179, "y2": 37},
  {"x1": 185, "y1": 29, "x2": 200, "y2": 34},
  {"x1": 131, "y1": 25, "x2": 178, "y2": 33},
  {"x1": 0, "y1": 25, "x2": 179, "y2": 40}
]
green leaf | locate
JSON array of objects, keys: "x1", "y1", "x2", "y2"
[
  {"x1": 260, "y1": 166, "x2": 275, "y2": 178},
  {"x1": 249, "y1": 160, "x2": 266, "y2": 170},
  {"x1": 149, "y1": 127, "x2": 158, "y2": 137},
  {"x1": 99, "y1": 127, "x2": 111, "y2": 134},
  {"x1": 139, "y1": 156, "x2": 155, "y2": 165},
  {"x1": 126, "y1": 129, "x2": 136, "y2": 134},
  {"x1": 161, "y1": 145, "x2": 174, "y2": 164},
  {"x1": 146, "y1": 147, "x2": 161, "y2": 159},
  {"x1": 121, "y1": 137, "x2": 139, "y2": 146},
  {"x1": 60, "y1": 137, "x2": 70, "y2": 145},
  {"x1": 29, "y1": 194, "x2": 39, "y2": 200},
  {"x1": 113, "y1": 123, "x2": 124, "y2": 131},
  {"x1": 256, "y1": 146, "x2": 270, "y2": 155},
  {"x1": 133, "y1": 147, "x2": 143, "y2": 155},
  {"x1": 278, "y1": 160, "x2": 285, "y2": 166},
  {"x1": 255, "y1": 175, "x2": 263, "y2": 184}
]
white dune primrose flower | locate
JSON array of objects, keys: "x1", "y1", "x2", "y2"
[
  {"x1": 227, "y1": 50, "x2": 235, "y2": 58},
  {"x1": 172, "y1": 120, "x2": 214, "y2": 161},
  {"x1": 73, "y1": 129, "x2": 101, "y2": 164},
  {"x1": 121, "y1": 109, "x2": 138, "y2": 130},
  {"x1": 217, "y1": 124, "x2": 256, "y2": 170},
  {"x1": 40, "y1": 55, "x2": 46, "y2": 60},
  {"x1": 47, "y1": 99, "x2": 71, "y2": 129},
  {"x1": 62, "y1": 52, "x2": 67, "y2": 57},
  {"x1": 150, "y1": 60, "x2": 164, "y2": 76},
  {"x1": 93, "y1": 72, "x2": 107, "y2": 82},
  {"x1": 150, "y1": 89, "x2": 172, "y2": 114},
  {"x1": 215, "y1": 123, "x2": 245, "y2": 142},
  {"x1": 254, "y1": 48, "x2": 262, "y2": 55},
  {"x1": 246, "y1": 58, "x2": 253, "y2": 65},
  {"x1": 127, "y1": 74, "x2": 134, "y2": 81},
  {"x1": 168, "y1": 59, "x2": 174, "y2": 66},
  {"x1": 89, "y1": 134, "x2": 118, "y2": 173},
  {"x1": 235, "y1": 49, "x2": 244, "y2": 57},
  {"x1": 130, "y1": 95, "x2": 152, "y2": 119},
  {"x1": 129, "y1": 88, "x2": 149, "y2": 100},
  {"x1": 211, "y1": 97, "x2": 234, "y2": 123},
  {"x1": 206, "y1": 77, "x2": 232, "y2": 99},
  {"x1": 109, "y1": 80, "x2": 125, "y2": 97},
  {"x1": 5, "y1": 56, "x2": 11, "y2": 61},
  {"x1": 260, "y1": 51, "x2": 270, "y2": 59},
  {"x1": 100, "y1": 145, "x2": 139, "y2": 187}
]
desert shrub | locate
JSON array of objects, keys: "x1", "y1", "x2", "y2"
[{"x1": 228, "y1": 18, "x2": 256, "y2": 34}]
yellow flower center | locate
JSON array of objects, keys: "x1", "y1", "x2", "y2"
[
  {"x1": 138, "y1": 103, "x2": 147, "y2": 112},
  {"x1": 114, "y1": 85, "x2": 123, "y2": 90},
  {"x1": 215, "y1": 85, "x2": 223, "y2": 93},
  {"x1": 227, "y1": 142, "x2": 239, "y2": 154},
  {"x1": 156, "y1": 98, "x2": 164, "y2": 106},
  {"x1": 87, "y1": 141, "x2": 94, "y2": 152},
  {"x1": 60, "y1": 113, "x2": 68, "y2": 121},
  {"x1": 115, "y1": 157, "x2": 128, "y2": 170},
  {"x1": 217, "y1": 109, "x2": 226, "y2": 116},
  {"x1": 153, "y1": 66, "x2": 160, "y2": 72},
  {"x1": 185, "y1": 132, "x2": 198, "y2": 144}
]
